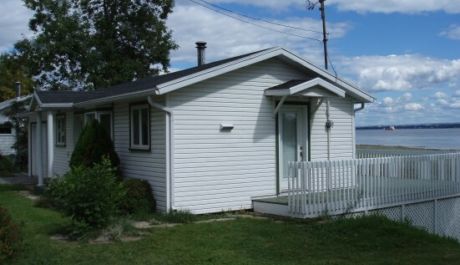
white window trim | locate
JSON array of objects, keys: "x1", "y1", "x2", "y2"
[
  {"x1": 84, "y1": 112, "x2": 97, "y2": 125},
  {"x1": 97, "y1": 111, "x2": 113, "y2": 139},
  {"x1": 55, "y1": 115, "x2": 66, "y2": 146},
  {"x1": 130, "y1": 104, "x2": 150, "y2": 150},
  {"x1": 82, "y1": 111, "x2": 113, "y2": 139}
]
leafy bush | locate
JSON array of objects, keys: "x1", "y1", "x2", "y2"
[
  {"x1": 46, "y1": 159, "x2": 126, "y2": 229},
  {"x1": 120, "y1": 179, "x2": 155, "y2": 215},
  {"x1": 70, "y1": 120, "x2": 119, "y2": 169},
  {"x1": 0, "y1": 206, "x2": 21, "y2": 262},
  {"x1": 0, "y1": 154, "x2": 14, "y2": 176}
]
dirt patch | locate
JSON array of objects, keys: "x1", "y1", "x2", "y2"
[
  {"x1": 195, "y1": 217, "x2": 236, "y2": 223},
  {"x1": 50, "y1": 234, "x2": 72, "y2": 242},
  {"x1": 17, "y1": 190, "x2": 40, "y2": 201}
]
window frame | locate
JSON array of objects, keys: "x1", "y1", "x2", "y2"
[
  {"x1": 0, "y1": 122, "x2": 12, "y2": 135},
  {"x1": 81, "y1": 111, "x2": 113, "y2": 140},
  {"x1": 97, "y1": 111, "x2": 113, "y2": 139},
  {"x1": 55, "y1": 114, "x2": 66, "y2": 147},
  {"x1": 129, "y1": 103, "x2": 151, "y2": 151}
]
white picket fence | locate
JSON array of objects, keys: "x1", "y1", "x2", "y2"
[{"x1": 288, "y1": 153, "x2": 460, "y2": 218}]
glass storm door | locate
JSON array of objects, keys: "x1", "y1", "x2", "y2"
[{"x1": 278, "y1": 105, "x2": 307, "y2": 191}]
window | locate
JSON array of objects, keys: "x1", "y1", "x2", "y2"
[
  {"x1": 82, "y1": 111, "x2": 113, "y2": 139},
  {"x1": 0, "y1": 122, "x2": 12, "y2": 134},
  {"x1": 56, "y1": 115, "x2": 66, "y2": 146},
  {"x1": 130, "y1": 104, "x2": 150, "y2": 150},
  {"x1": 98, "y1": 112, "x2": 112, "y2": 138},
  {"x1": 84, "y1": 112, "x2": 96, "y2": 124}
]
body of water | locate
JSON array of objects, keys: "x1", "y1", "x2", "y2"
[{"x1": 356, "y1": 128, "x2": 460, "y2": 150}]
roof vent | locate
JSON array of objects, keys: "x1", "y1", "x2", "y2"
[{"x1": 196, "y1": 41, "x2": 207, "y2": 66}]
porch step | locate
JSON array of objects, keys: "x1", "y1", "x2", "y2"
[{"x1": 253, "y1": 199, "x2": 289, "y2": 217}]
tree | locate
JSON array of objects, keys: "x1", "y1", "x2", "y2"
[
  {"x1": 70, "y1": 120, "x2": 120, "y2": 169},
  {"x1": 17, "y1": 0, "x2": 177, "y2": 91},
  {"x1": 4, "y1": 99, "x2": 31, "y2": 171},
  {"x1": 0, "y1": 54, "x2": 33, "y2": 102}
]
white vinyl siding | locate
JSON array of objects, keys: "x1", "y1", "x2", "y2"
[
  {"x1": 0, "y1": 114, "x2": 15, "y2": 155},
  {"x1": 54, "y1": 112, "x2": 74, "y2": 176},
  {"x1": 114, "y1": 102, "x2": 167, "y2": 211},
  {"x1": 0, "y1": 134, "x2": 15, "y2": 155},
  {"x1": 169, "y1": 58, "x2": 310, "y2": 214},
  {"x1": 309, "y1": 97, "x2": 355, "y2": 160}
]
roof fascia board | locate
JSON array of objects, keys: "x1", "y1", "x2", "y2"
[
  {"x1": 276, "y1": 50, "x2": 374, "y2": 103},
  {"x1": 290, "y1": 78, "x2": 346, "y2": 98},
  {"x1": 74, "y1": 89, "x2": 156, "y2": 107},
  {"x1": 264, "y1": 78, "x2": 346, "y2": 98},
  {"x1": 155, "y1": 48, "x2": 281, "y2": 95},
  {"x1": 155, "y1": 47, "x2": 373, "y2": 103},
  {"x1": 41, "y1": 103, "x2": 74, "y2": 109}
]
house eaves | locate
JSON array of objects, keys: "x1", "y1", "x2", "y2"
[
  {"x1": 264, "y1": 77, "x2": 346, "y2": 98},
  {"x1": 154, "y1": 47, "x2": 374, "y2": 103}
]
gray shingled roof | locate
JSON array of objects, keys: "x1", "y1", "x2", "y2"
[{"x1": 36, "y1": 49, "x2": 270, "y2": 105}]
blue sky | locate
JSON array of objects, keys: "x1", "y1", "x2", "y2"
[{"x1": 1, "y1": 0, "x2": 460, "y2": 126}]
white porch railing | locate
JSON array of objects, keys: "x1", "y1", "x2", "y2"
[{"x1": 288, "y1": 153, "x2": 460, "y2": 217}]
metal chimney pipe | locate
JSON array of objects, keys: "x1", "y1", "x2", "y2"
[
  {"x1": 15, "y1": 81, "x2": 21, "y2": 99},
  {"x1": 196, "y1": 41, "x2": 207, "y2": 66}
]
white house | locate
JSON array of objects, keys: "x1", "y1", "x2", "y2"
[
  {"x1": 0, "y1": 95, "x2": 31, "y2": 155},
  {"x1": 26, "y1": 45, "x2": 374, "y2": 214}
]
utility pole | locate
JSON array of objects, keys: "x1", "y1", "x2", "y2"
[
  {"x1": 307, "y1": 0, "x2": 328, "y2": 70},
  {"x1": 319, "y1": 0, "x2": 328, "y2": 70}
]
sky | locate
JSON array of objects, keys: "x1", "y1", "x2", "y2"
[{"x1": 1, "y1": 0, "x2": 460, "y2": 126}]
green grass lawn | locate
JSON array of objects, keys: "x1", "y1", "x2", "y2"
[{"x1": 2, "y1": 185, "x2": 460, "y2": 265}]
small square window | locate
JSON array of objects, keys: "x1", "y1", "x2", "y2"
[
  {"x1": 130, "y1": 104, "x2": 150, "y2": 150},
  {"x1": 56, "y1": 115, "x2": 66, "y2": 146},
  {"x1": 0, "y1": 122, "x2": 12, "y2": 135}
]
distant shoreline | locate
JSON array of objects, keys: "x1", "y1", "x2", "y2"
[
  {"x1": 357, "y1": 144, "x2": 460, "y2": 152},
  {"x1": 357, "y1": 123, "x2": 460, "y2": 130}
]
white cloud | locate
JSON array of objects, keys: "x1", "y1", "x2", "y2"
[
  {"x1": 167, "y1": 4, "x2": 351, "y2": 66},
  {"x1": 434, "y1": 91, "x2": 447, "y2": 99},
  {"x1": 402, "y1": 92, "x2": 412, "y2": 100},
  {"x1": 440, "y1": 25, "x2": 460, "y2": 40},
  {"x1": 327, "y1": 0, "x2": 460, "y2": 14},
  {"x1": 383, "y1": 97, "x2": 394, "y2": 106},
  {"x1": 404, "y1": 102, "x2": 424, "y2": 111},
  {"x1": 450, "y1": 100, "x2": 460, "y2": 108},
  {"x1": 0, "y1": 0, "x2": 32, "y2": 52},
  {"x1": 338, "y1": 54, "x2": 460, "y2": 92},
  {"x1": 455, "y1": 90, "x2": 460, "y2": 96}
]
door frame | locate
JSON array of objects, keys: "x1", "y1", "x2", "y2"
[{"x1": 276, "y1": 103, "x2": 310, "y2": 193}]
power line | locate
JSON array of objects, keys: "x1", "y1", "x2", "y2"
[
  {"x1": 188, "y1": 0, "x2": 322, "y2": 42},
  {"x1": 196, "y1": 0, "x2": 324, "y2": 35}
]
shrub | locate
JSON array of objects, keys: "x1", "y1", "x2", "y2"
[
  {"x1": 120, "y1": 179, "x2": 156, "y2": 215},
  {"x1": 0, "y1": 206, "x2": 21, "y2": 262},
  {"x1": 69, "y1": 120, "x2": 119, "y2": 169},
  {"x1": 46, "y1": 158, "x2": 126, "y2": 229},
  {"x1": 0, "y1": 154, "x2": 14, "y2": 176}
]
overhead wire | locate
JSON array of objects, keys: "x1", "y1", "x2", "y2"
[
  {"x1": 187, "y1": 0, "x2": 323, "y2": 43},
  {"x1": 196, "y1": 0, "x2": 324, "y2": 35}
]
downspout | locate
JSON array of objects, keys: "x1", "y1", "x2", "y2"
[
  {"x1": 147, "y1": 95, "x2": 174, "y2": 212},
  {"x1": 353, "y1": 103, "x2": 365, "y2": 158},
  {"x1": 354, "y1": 103, "x2": 365, "y2": 113}
]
